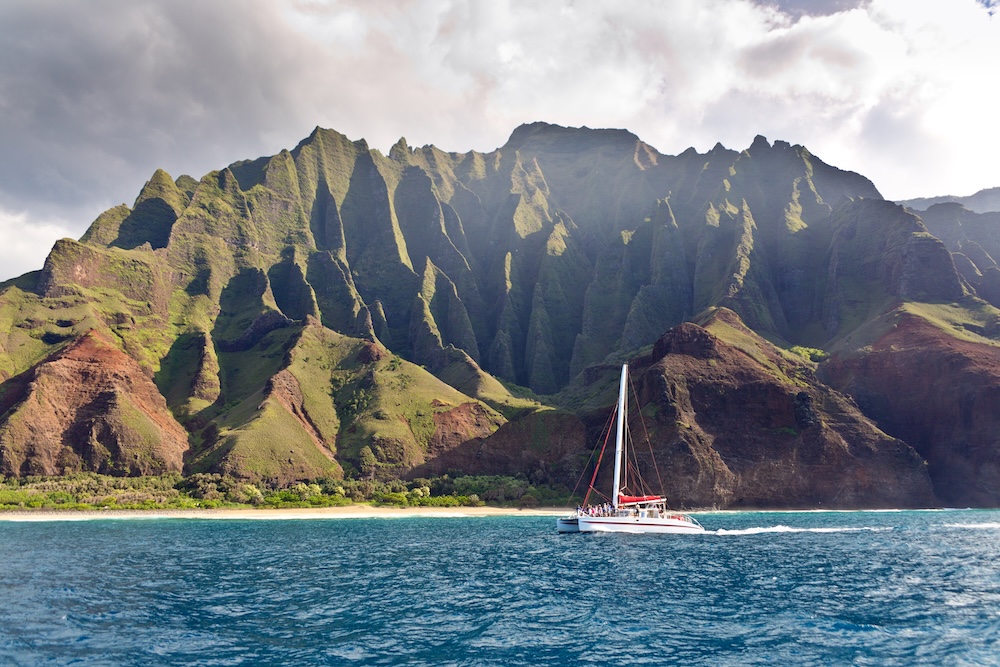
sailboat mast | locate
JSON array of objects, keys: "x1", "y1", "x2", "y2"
[{"x1": 611, "y1": 363, "x2": 628, "y2": 509}]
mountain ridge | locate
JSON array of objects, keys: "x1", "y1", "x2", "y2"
[
  {"x1": 2, "y1": 121, "x2": 999, "y2": 507},
  {"x1": 897, "y1": 186, "x2": 1000, "y2": 214}
]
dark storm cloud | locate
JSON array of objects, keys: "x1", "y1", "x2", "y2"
[
  {"x1": 0, "y1": 1, "x2": 320, "y2": 224},
  {"x1": 754, "y1": 0, "x2": 870, "y2": 18}
]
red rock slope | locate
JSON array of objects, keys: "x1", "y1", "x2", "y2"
[
  {"x1": 588, "y1": 309, "x2": 933, "y2": 508},
  {"x1": 0, "y1": 331, "x2": 188, "y2": 476},
  {"x1": 822, "y1": 312, "x2": 1000, "y2": 507}
]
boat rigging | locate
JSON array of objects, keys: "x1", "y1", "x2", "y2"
[{"x1": 557, "y1": 363, "x2": 705, "y2": 534}]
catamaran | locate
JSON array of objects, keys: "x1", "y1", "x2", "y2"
[{"x1": 557, "y1": 363, "x2": 704, "y2": 534}]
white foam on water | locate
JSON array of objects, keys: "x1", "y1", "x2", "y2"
[
  {"x1": 711, "y1": 525, "x2": 893, "y2": 536},
  {"x1": 941, "y1": 522, "x2": 1000, "y2": 530}
]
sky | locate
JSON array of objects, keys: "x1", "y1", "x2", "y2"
[{"x1": 0, "y1": 0, "x2": 997, "y2": 281}]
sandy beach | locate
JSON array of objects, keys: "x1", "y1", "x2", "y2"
[{"x1": 0, "y1": 505, "x2": 572, "y2": 521}]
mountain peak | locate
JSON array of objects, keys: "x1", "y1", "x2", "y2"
[
  {"x1": 389, "y1": 137, "x2": 410, "y2": 161},
  {"x1": 503, "y1": 122, "x2": 640, "y2": 151},
  {"x1": 748, "y1": 134, "x2": 771, "y2": 153}
]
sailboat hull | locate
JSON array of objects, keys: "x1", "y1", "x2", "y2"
[
  {"x1": 577, "y1": 515, "x2": 705, "y2": 534},
  {"x1": 556, "y1": 517, "x2": 580, "y2": 533}
]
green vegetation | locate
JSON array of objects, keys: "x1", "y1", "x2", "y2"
[
  {"x1": 431, "y1": 474, "x2": 571, "y2": 506},
  {"x1": 0, "y1": 472, "x2": 574, "y2": 511},
  {"x1": 826, "y1": 298, "x2": 1000, "y2": 358},
  {"x1": 0, "y1": 473, "x2": 195, "y2": 510},
  {"x1": 327, "y1": 343, "x2": 505, "y2": 471},
  {"x1": 900, "y1": 300, "x2": 1000, "y2": 345},
  {"x1": 789, "y1": 345, "x2": 828, "y2": 363}
]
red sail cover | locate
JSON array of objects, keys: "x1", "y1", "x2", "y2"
[{"x1": 618, "y1": 494, "x2": 662, "y2": 504}]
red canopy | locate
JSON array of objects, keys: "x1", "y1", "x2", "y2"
[{"x1": 618, "y1": 494, "x2": 662, "y2": 504}]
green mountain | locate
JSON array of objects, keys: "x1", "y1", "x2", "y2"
[{"x1": 2, "y1": 122, "x2": 1000, "y2": 507}]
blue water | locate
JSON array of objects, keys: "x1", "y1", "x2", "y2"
[{"x1": 1, "y1": 511, "x2": 999, "y2": 666}]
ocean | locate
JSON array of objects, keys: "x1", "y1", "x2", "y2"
[{"x1": 1, "y1": 510, "x2": 999, "y2": 666}]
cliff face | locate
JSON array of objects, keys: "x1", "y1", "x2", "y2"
[
  {"x1": 822, "y1": 312, "x2": 1000, "y2": 507},
  {"x1": 1, "y1": 124, "x2": 911, "y2": 403},
  {"x1": 914, "y1": 203, "x2": 1000, "y2": 310},
  {"x1": 54, "y1": 124, "x2": 896, "y2": 397},
  {"x1": 0, "y1": 331, "x2": 188, "y2": 476}
]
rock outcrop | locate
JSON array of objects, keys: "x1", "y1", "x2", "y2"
[
  {"x1": 604, "y1": 311, "x2": 932, "y2": 508},
  {"x1": 0, "y1": 331, "x2": 188, "y2": 476}
]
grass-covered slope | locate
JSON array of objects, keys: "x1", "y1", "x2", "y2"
[{"x1": 179, "y1": 318, "x2": 510, "y2": 484}]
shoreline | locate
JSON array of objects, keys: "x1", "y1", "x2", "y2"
[
  {"x1": 0, "y1": 505, "x2": 572, "y2": 521},
  {"x1": 0, "y1": 505, "x2": 969, "y2": 522}
]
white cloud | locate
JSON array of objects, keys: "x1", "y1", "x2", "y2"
[
  {"x1": 0, "y1": 208, "x2": 74, "y2": 282},
  {"x1": 272, "y1": 0, "x2": 1000, "y2": 199}
]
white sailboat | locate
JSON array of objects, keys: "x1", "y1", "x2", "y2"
[{"x1": 557, "y1": 363, "x2": 705, "y2": 534}]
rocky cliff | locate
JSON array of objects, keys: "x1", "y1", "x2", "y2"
[
  {"x1": 913, "y1": 203, "x2": 1000, "y2": 310},
  {"x1": 822, "y1": 309, "x2": 1000, "y2": 506}
]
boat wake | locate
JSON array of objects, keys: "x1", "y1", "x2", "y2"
[
  {"x1": 710, "y1": 525, "x2": 892, "y2": 536},
  {"x1": 941, "y1": 522, "x2": 1000, "y2": 530}
]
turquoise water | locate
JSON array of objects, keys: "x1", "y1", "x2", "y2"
[{"x1": 1, "y1": 510, "x2": 999, "y2": 666}]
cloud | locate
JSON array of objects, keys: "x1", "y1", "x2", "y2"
[
  {"x1": 0, "y1": 2, "x2": 326, "y2": 222},
  {"x1": 0, "y1": 208, "x2": 74, "y2": 282},
  {"x1": 0, "y1": 0, "x2": 997, "y2": 280}
]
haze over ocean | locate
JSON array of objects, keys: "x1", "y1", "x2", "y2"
[{"x1": 2, "y1": 511, "x2": 998, "y2": 665}]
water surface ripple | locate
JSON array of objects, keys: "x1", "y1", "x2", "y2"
[{"x1": 2, "y1": 510, "x2": 999, "y2": 665}]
